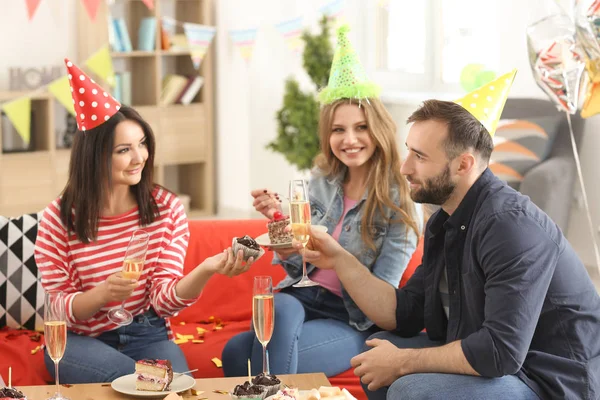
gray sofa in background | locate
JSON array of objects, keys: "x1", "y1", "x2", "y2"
[{"x1": 500, "y1": 98, "x2": 585, "y2": 235}]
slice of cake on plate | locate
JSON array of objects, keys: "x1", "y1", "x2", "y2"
[{"x1": 135, "y1": 359, "x2": 173, "y2": 391}]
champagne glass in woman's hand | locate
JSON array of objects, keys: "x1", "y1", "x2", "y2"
[
  {"x1": 107, "y1": 230, "x2": 150, "y2": 326},
  {"x1": 289, "y1": 179, "x2": 319, "y2": 287},
  {"x1": 253, "y1": 276, "x2": 274, "y2": 374},
  {"x1": 44, "y1": 291, "x2": 70, "y2": 400}
]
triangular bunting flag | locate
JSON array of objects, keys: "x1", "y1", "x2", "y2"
[
  {"x1": 183, "y1": 23, "x2": 216, "y2": 70},
  {"x1": 377, "y1": 0, "x2": 390, "y2": 10},
  {"x1": 81, "y1": 0, "x2": 102, "y2": 22},
  {"x1": 230, "y1": 28, "x2": 258, "y2": 63},
  {"x1": 85, "y1": 45, "x2": 115, "y2": 86},
  {"x1": 454, "y1": 69, "x2": 517, "y2": 137},
  {"x1": 275, "y1": 17, "x2": 304, "y2": 54},
  {"x1": 320, "y1": 0, "x2": 346, "y2": 20},
  {"x1": 142, "y1": 0, "x2": 154, "y2": 10},
  {"x1": 25, "y1": 0, "x2": 42, "y2": 21},
  {"x1": 2, "y1": 97, "x2": 31, "y2": 145},
  {"x1": 48, "y1": 76, "x2": 75, "y2": 116}
]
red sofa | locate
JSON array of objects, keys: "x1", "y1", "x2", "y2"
[{"x1": 1, "y1": 219, "x2": 423, "y2": 398}]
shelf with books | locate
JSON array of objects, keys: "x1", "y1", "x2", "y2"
[
  {"x1": 74, "y1": 0, "x2": 215, "y2": 216},
  {"x1": 159, "y1": 49, "x2": 193, "y2": 56},
  {"x1": 160, "y1": 55, "x2": 205, "y2": 105},
  {"x1": 111, "y1": 50, "x2": 156, "y2": 58},
  {"x1": 108, "y1": 0, "x2": 157, "y2": 53}
]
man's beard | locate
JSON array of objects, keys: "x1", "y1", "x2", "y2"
[{"x1": 408, "y1": 165, "x2": 456, "y2": 205}]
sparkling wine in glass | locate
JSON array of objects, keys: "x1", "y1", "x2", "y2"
[
  {"x1": 44, "y1": 290, "x2": 70, "y2": 400},
  {"x1": 253, "y1": 276, "x2": 274, "y2": 375},
  {"x1": 107, "y1": 230, "x2": 150, "y2": 326},
  {"x1": 289, "y1": 179, "x2": 319, "y2": 287}
]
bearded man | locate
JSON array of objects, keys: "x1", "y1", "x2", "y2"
[{"x1": 298, "y1": 99, "x2": 600, "y2": 400}]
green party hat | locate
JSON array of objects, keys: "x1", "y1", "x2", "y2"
[{"x1": 318, "y1": 24, "x2": 381, "y2": 104}]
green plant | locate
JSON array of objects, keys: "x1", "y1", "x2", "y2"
[{"x1": 267, "y1": 16, "x2": 334, "y2": 171}]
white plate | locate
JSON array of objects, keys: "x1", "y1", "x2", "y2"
[
  {"x1": 111, "y1": 373, "x2": 196, "y2": 398},
  {"x1": 254, "y1": 225, "x2": 328, "y2": 249},
  {"x1": 265, "y1": 389, "x2": 311, "y2": 400}
]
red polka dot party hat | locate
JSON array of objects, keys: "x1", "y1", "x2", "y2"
[{"x1": 64, "y1": 58, "x2": 121, "y2": 132}]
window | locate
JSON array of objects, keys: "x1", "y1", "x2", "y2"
[{"x1": 366, "y1": 0, "x2": 499, "y2": 94}]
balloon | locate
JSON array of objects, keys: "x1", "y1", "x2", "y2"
[
  {"x1": 474, "y1": 70, "x2": 497, "y2": 88},
  {"x1": 574, "y1": 0, "x2": 600, "y2": 117},
  {"x1": 459, "y1": 64, "x2": 497, "y2": 92},
  {"x1": 527, "y1": 13, "x2": 586, "y2": 114},
  {"x1": 460, "y1": 64, "x2": 484, "y2": 92}
]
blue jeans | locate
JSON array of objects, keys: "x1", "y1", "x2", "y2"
[
  {"x1": 44, "y1": 308, "x2": 190, "y2": 384},
  {"x1": 222, "y1": 286, "x2": 374, "y2": 377},
  {"x1": 362, "y1": 332, "x2": 540, "y2": 400}
]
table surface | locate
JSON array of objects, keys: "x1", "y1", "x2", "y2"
[{"x1": 17, "y1": 373, "x2": 331, "y2": 400}]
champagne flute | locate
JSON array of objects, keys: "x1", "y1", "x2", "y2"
[
  {"x1": 253, "y1": 276, "x2": 274, "y2": 375},
  {"x1": 289, "y1": 179, "x2": 319, "y2": 287},
  {"x1": 107, "y1": 230, "x2": 150, "y2": 326},
  {"x1": 44, "y1": 291, "x2": 70, "y2": 400}
]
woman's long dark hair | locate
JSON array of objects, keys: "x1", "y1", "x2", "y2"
[{"x1": 60, "y1": 106, "x2": 159, "y2": 243}]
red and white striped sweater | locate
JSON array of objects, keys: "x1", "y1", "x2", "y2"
[{"x1": 34, "y1": 187, "x2": 197, "y2": 338}]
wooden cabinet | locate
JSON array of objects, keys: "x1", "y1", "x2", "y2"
[
  {"x1": 0, "y1": 0, "x2": 215, "y2": 218},
  {"x1": 77, "y1": 0, "x2": 215, "y2": 217}
]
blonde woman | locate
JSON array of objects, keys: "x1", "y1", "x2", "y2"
[{"x1": 223, "y1": 25, "x2": 421, "y2": 377}]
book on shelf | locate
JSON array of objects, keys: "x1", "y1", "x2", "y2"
[
  {"x1": 108, "y1": 16, "x2": 120, "y2": 52},
  {"x1": 170, "y1": 34, "x2": 189, "y2": 51},
  {"x1": 112, "y1": 18, "x2": 132, "y2": 53},
  {"x1": 121, "y1": 71, "x2": 132, "y2": 106},
  {"x1": 111, "y1": 72, "x2": 132, "y2": 105},
  {"x1": 160, "y1": 74, "x2": 188, "y2": 105},
  {"x1": 178, "y1": 76, "x2": 204, "y2": 105},
  {"x1": 112, "y1": 74, "x2": 123, "y2": 103},
  {"x1": 160, "y1": 74, "x2": 204, "y2": 106},
  {"x1": 160, "y1": 23, "x2": 171, "y2": 51},
  {"x1": 138, "y1": 17, "x2": 157, "y2": 51}
]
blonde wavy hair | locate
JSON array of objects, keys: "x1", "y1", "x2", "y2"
[{"x1": 314, "y1": 98, "x2": 419, "y2": 250}]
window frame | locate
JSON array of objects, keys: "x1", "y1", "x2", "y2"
[{"x1": 364, "y1": 0, "x2": 479, "y2": 97}]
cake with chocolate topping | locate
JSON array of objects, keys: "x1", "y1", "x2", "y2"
[
  {"x1": 0, "y1": 387, "x2": 26, "y2": 399},
  {"x1": 135, "y1": 359, "x2": 173, "y2": 391},
  {"x1": 232, "y1": 235, "x2": 264, "y2": 262},
  {"x1": 268, "y1": 211, "x2": 293, "y2": 244},
  {"x1": 252, "y1": 373, "x2": 282, "y2": 396},
  {"x1": 231, "y1": 381, "x2": 267, "y2": 400}
]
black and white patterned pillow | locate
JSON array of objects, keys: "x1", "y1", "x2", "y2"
[{"x1": 0, "y1": 212, "x2": 44, "y2": 331}]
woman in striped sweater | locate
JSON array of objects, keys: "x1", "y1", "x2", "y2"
[{"x1": 34, "y1": 59, "x2": 254, "y2": 384}]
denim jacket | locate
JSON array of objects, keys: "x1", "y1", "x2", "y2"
[{"x1": 274, "y1": 169, "x2": 421, "y2": 331}]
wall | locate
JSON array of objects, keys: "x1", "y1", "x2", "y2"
[
  {"x1": 215, "y1": 0, "x2": 364, "y2": 217},
  {"x1": 0, "y1": 1, "x2": 76, "y2": 91},
  {"x1": 0, "y1": 0, "x2": 598, "y2": 268},
  {"x1": 379, "y1": 0, "x2": 600, "y2": 269}
]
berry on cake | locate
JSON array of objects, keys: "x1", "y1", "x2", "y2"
[
  {"x1": 135, "y1": 359, "x2": 173, "y2": 392},
  {"x1": 268, "y1": 211, "x2": 294, "y2": 245}
]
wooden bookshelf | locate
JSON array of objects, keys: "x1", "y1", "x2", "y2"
[
  {"x1": 0, "y1": 0, "x2": 215, "y2": 218},
  {"x1": 76, "y1": 0, "x2": 215, "y2": 216}
]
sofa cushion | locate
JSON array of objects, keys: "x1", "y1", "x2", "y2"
[
  {"x1": 0, "y1": 213, "x2": 45, "y2": 330},
  {"x1": 0, "y1": 328, "x2": 52, "y2": 385},
  {"x1": 172, "y1": 320, "x2": 251, "y2": 378},
  {"x1": 175, "y1": 220, "x2": 287, "y2": 325},
  {"x1": 489, "y1": 117, "x2": 561, "y2": 189}
]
